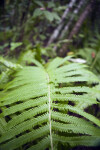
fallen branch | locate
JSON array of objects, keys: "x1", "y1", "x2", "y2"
[{"x1": 47, "y1": 0, "x2": 77, "y2": 46}]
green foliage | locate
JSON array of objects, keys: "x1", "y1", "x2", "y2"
[
  {"x1": 77, "y1": 32, "x2": 100, "y2": 78},
  {"x1": 0, "y1": 0, "x2": 63, "y2": 51},
  {"x1": 10, "y1": 42, "x2": 23, "y2": 51},
  {"x1": 18, "y1": 50, "x2": 35, "y2": 65},
  {"x1": 0, "y1": 56, "x2": 22, "y2": 90},
  {"x1": 33, "y1": 0, "x2": 60, "y2": 22},
  {"x1": 18, "y1": 44, "x2": 46, "y2": 65},
  {"x1": 0, "y1": 56, "x2": 100, "y2": 150},
  {"x1": 0, "y1": 57, "x2": 22, "y2": 70},
  {"x1": 34, "y1": 0, "x2": 44, "y2": 7},
  {"x1": 0, "y1": 43, "x2": 9, "y2": 53},
  {"x1": 33, "y1": 8, "x2": 60, "y2": 22}
]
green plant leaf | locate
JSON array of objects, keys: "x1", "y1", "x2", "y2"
[
  {"x1": 47, "y1": 2, "x2": 55, "y2": 8},
  {"x1": 34, "y1": 0, "x2": 44, "y2": 7},
  {"x1": 52, "y1": 12, "x2": 61, "y2": 21},
  {"x1": 10, "y1": 42, "x2": 22, "y2": 51},
  {"x1": 43, "y1": 11, "x2": 54, "y2": 22},
  {"x1": 33, "y1": 8, "x2": 43, "y2": 18}
]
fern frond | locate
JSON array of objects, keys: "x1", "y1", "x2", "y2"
[
  {"x1": 0, "y1": 56, "x2": 22, "y2": 69},
  {"x1": 0, "y1": 56, "x2": 100, "y2": 150}
]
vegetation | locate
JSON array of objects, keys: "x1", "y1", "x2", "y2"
[
  {"x1": 0, "y1": 57, "x2": 100, "y2": 150},
  {"x1": 0, "y1": 0, "x2": 100, "y2": 150}
]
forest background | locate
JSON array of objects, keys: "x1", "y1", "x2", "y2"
[{"x1": 0, "y1": 0, "x2": 100, "y2": 78}]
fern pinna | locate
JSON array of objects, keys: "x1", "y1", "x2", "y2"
[{"x1": 0, "y1": 56, "x2": 100, "y2": 150}]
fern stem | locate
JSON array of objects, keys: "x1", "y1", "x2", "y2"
[
  {"x1": 46, "y1": 73, "x2": 53, "y2": 150},
  {"x1": 90, "y1": 49, "x2": 100, "y2": 69}
]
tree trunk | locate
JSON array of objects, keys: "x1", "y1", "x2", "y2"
[
  {"x1": 0, "y1": 0, "x2": 5, "y2": 17},
  {"x1": 59, "y1": 2, "x2": 92, "y2": 57},
  {"x1": 53, "y1": 0, "x2": 86, "y2": 53},
  {"x1": 59, "y1": 0, "x2": 86, "y2": 39},
  {"x1": 47, "y1": 0, "x2": 77, "y2": 46}
]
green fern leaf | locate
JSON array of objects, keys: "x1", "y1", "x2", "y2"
[{"x1": 0, "y1": 56, "x2": 100, "y2": 150}]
